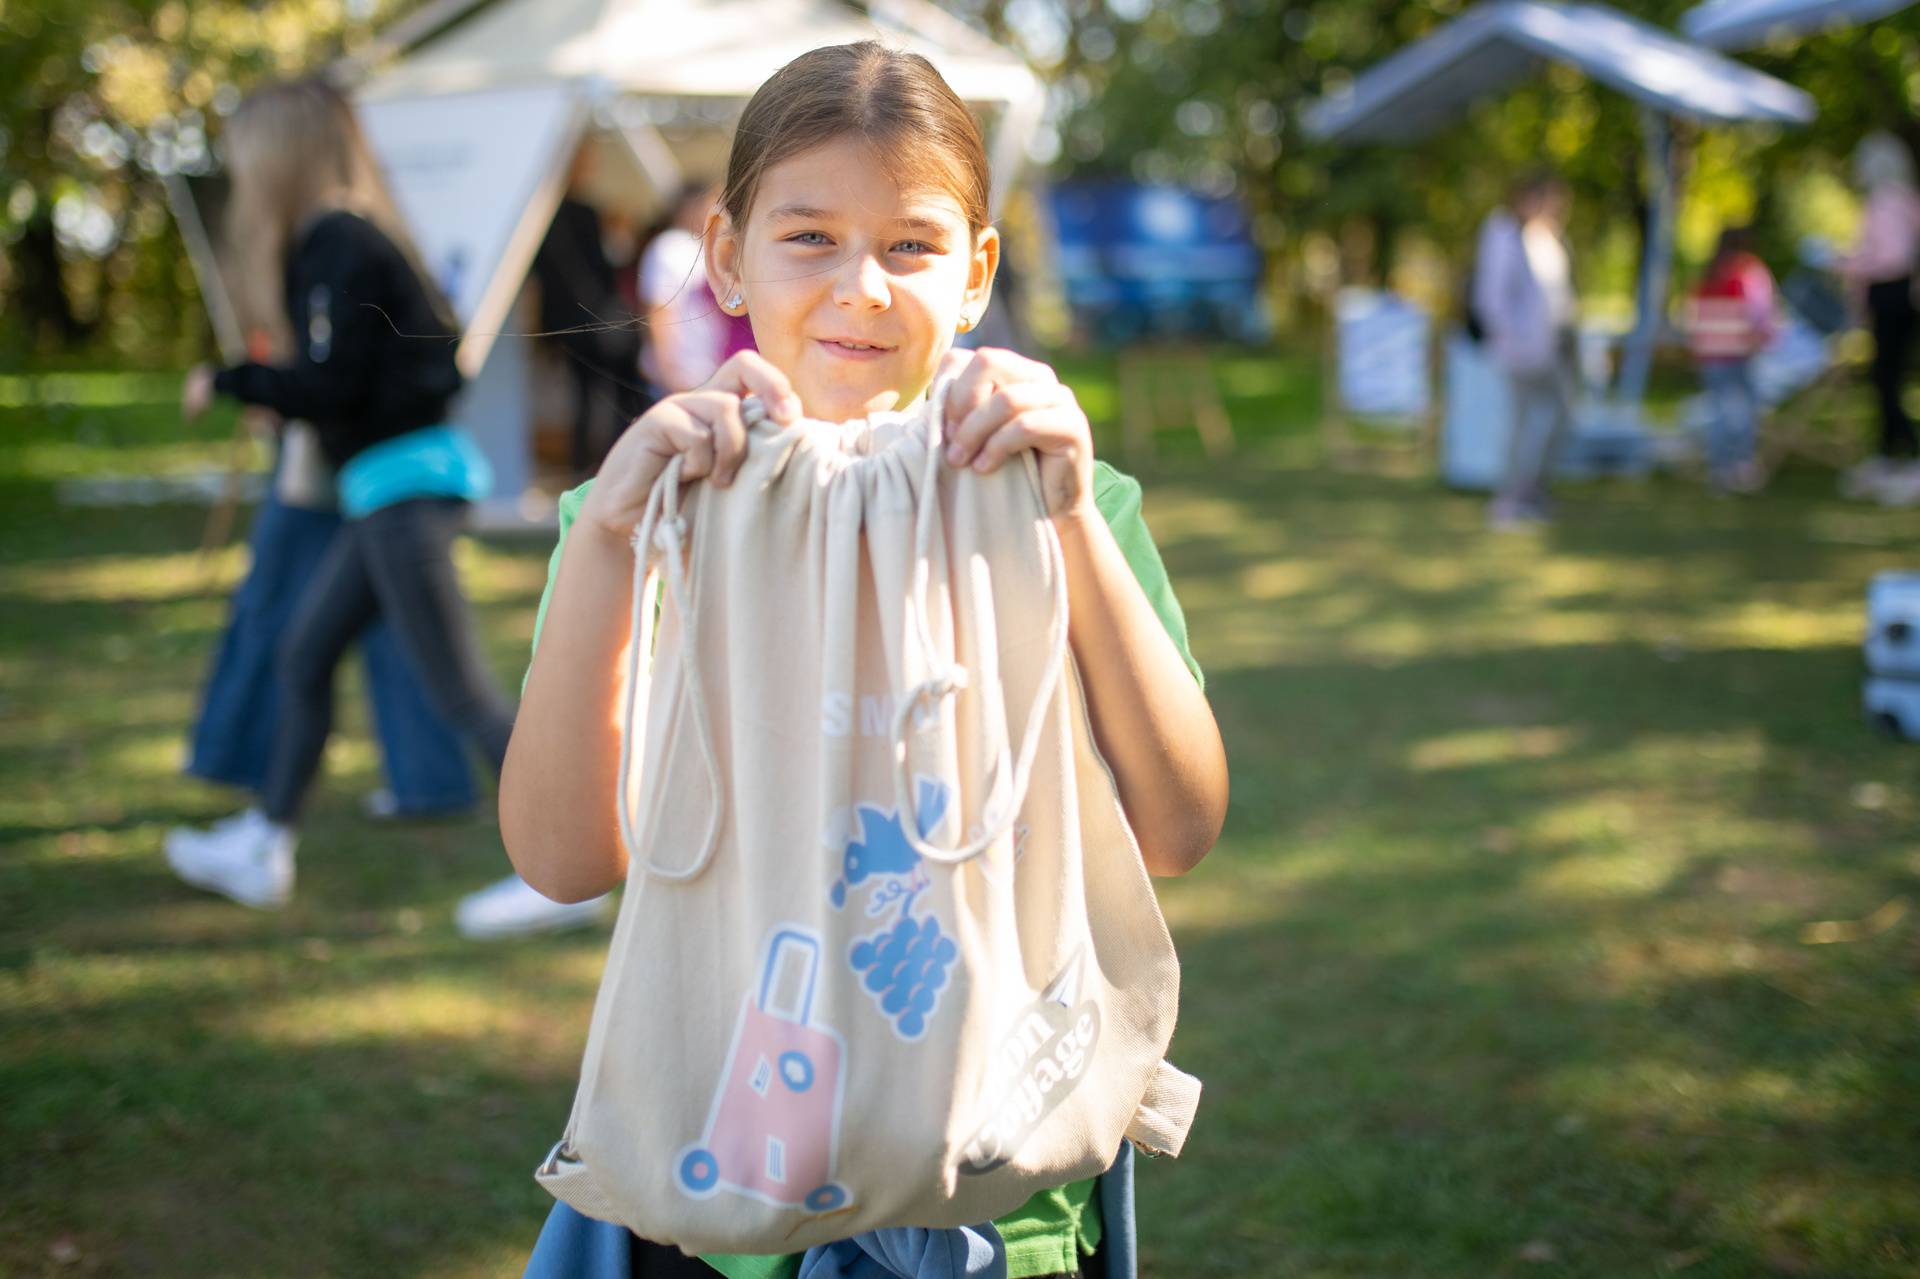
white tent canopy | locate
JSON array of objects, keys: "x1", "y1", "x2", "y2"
[
  {"x1": 342, "y1": 0, "x2": 1044, "y2": 524},
  {"x1": 1301, "y1": 0, "x2": 1814, "y2": 413},
  {"x1": 358, "y1": 0, "x2": 1040, "y2": 107},
  {"x1": 1682, "y1": 0, "x2": 1917, "y2": 49},
  {"x1": 1302, "y1": 0, "x2": 1814, "y2": 143}
]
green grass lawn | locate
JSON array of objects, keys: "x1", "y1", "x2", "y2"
[{"x1": 3, "y1": 358, "x2": 1918, "y2": 1277}]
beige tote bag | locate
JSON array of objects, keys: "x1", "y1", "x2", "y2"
[{"x1": 537, "y1": 386, "x2": 1200, "y2": 1254}]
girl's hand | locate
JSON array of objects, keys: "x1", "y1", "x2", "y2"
[
  {"x1": 581, "y1": 350, "x2": 801, "y2": 540},
  {"x1": 182, "y1": 364, "x2": 215, "y2": 423},
  {"x1": 939, "y1": 347, "x2": 1094, "y2": 522}
]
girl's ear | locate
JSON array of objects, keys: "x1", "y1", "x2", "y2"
[
  {"x1": 704, "y1": 208, "x2": 743, "y2": 312},
  {"x1": 961, "y1": 225, "x2": 1000, "y2": 332}
]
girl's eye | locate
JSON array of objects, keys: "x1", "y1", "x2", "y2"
[
  {"x1": 892, "y1": 240, "x2": 934, "y2": 255},
  {"x1": 787, "y1": 231, "x2": 831, "y2": 247}
]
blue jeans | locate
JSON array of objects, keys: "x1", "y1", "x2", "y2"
[
  {"x1": 185, "y1": 492, "x2": 477, "y2": 814},
  {"x1": 1699, "y1": 359, "x2": 1758, "y2": 478},
  {"x1": 521, "y1": 1145, "x2": 1136, "y2": 1279},
  {"x1": 262, "y1": 498, "x2": 513, "y2": 824}
]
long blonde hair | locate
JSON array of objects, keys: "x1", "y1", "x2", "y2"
[{"x1": 221, "y1": 78, "x2": 441, "y2": 354}]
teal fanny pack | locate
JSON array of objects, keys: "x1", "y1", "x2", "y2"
[{"x1": 338, "y1": 425, "x2": 493, "y2": 519}]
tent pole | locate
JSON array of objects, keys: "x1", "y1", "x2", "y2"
[{"x1": 1616, "y1": 107, "x2": 1674, "y2": 413}]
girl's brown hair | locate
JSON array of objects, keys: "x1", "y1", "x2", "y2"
[
  {"x1": 221, "y1": 77, "x2": 443, "y2": 352},
  {"x1": 721, "y1": 42, "x2": 991, "y2": 240}
]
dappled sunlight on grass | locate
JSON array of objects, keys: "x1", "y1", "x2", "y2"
[
  {"x1": 236, "y1": 975, "x2": 595, "y2": 1061},
  {"x1": 8, "y1": 363, "x2": 1920, "y2": 1276},
  {"x1": 1, "y1": 547, "x2": 245, "y2": 604},
  {"x1": 1407, "y1": 725, "x2": 1579, "y2": 772},
  {"x1": 1525, "y1": 841, "x2": 1693, "y2": 901},
  {"x1": 0, "y1": 371, "x2": 182, "y2": 408},
  {"x1": 1545, "y1": 1055, "x2": 1865, "y2": 1129}
]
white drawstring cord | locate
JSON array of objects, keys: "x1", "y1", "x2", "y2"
[
  {"x1": 615, "y1": 454, "x2": 725, "y2": 882},
  {"x1": 891, "y1": 379, "x2": 1071, "y2": 865}
]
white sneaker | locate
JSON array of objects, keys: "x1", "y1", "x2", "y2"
[
  {"x1": 454, "y1": 873, "x2": 611, "y2": 940},
  {"x1": 363, "y1": 788, "x2": 402, "y2": 821},
  {"x1": 1842, "y1": 456, "x2": 1897, "y2": 500},
  {"x1": 165, "y1": 809, "x2": 295, "y2": 909},
  {"x1": 1876, "y1": 461, "x2": 1920, "y2": 507}
]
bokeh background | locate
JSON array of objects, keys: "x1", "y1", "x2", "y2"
[{"x1": 5, "y1": 2, "x2": 1920, "y2": 1276}]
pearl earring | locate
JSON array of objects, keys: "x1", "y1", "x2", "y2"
[
  {"x1": 957, "y1": 315, "x2": 973, "y2": 333},
  {"x1": 726, "y1": 289, "x2": 744, "y2": 311}
]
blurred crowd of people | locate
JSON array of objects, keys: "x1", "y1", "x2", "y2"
[
  {"x1": 1468, "y1": 129, "x2": 1920, "y2": 524},
  {"x1": 163, "y1": 72, "x2": 1920, "y2": 944}
]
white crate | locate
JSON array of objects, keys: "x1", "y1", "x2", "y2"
[{"x1": 1866, "y1": 572, "x2": 1920, "y2": 678}]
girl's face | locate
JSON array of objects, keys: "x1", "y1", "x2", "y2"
[{"x1": 709, "y1": 136, "x2": 999, "y2": 423}]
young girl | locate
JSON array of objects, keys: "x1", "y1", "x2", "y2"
[
  {"x1": 1686, "y1": 226, "x2": 1776, "y2": 494},
  {"x1": 166, "y1": 78, "x2": 606, "y2": 939},
  {"x1": 505, "y1": 43, "x2": 1228, "y2": 1278}
]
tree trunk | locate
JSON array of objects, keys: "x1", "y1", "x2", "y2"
[{"x1": 14, "y1": 206, "x2": 91, "y2": 351}]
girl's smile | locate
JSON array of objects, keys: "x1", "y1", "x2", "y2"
[{"x1": 816, "y1": 336, "x2": 898, "y2": 361}]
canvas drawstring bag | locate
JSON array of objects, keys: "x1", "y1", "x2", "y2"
[{"x1": 536, "y1": 384, "x2": 1200, "y2": 1254}]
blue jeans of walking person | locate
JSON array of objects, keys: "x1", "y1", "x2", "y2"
[
  {"x1": 262, "y1": 497, "x2": 514, "y2": 824},
  {"x1": 1699, "y1": 358, "x2": 1759, "y2": 486},
  {"x1": 187, "y1": 490, "x2": 477, "y2": 814},
  {"x1": 1494, "y1": 357, "x2": 1575, "y2": 520}
]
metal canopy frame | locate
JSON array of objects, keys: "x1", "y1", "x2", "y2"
[{"x1": 1303, "y1": 1, "x2": 1815, "y2": 416}]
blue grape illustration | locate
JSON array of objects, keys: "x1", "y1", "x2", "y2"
[{"x1": 849, "y1": 914, "x2": 958, "y2": 1040}]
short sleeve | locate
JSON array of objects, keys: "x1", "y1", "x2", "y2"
[
  {"x1": 523, "y1": 480, "x2": 592, "y2": 691},
  {"x1": 1091, "y1": 462, "x2": 1203, "y2": 689}
]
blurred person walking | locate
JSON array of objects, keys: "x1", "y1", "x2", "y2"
[
  {"x1": 1686, "y1": 227, "x2": 1777, "y2": 494},
  {"x1": 165, "y1": 77, "x2": 608, "y2": 939},
  {"x1": 532, "y1": 145, "x2": 647, "y2": 476},
  {"x1": 184, "y1": 416, "x2": 480, "y2": 821},
  {"x1": 1839, "y1": 131, "x2": 1920, "y2": 503},
  {"x1": 1473, "y1": 173, "x2": 1577, "y2": 529}
]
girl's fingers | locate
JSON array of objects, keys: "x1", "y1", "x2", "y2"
[
  {"x1": 669, "y1": 391, "x2": 752, "y2": 487},
  {"x1": 943, "y1": 348, "x2": 1060, "y2": 446},
  {"x1": 948, "y1": 381, "x2": 1073, "y2": 467},
  {"x1": 969, "y1": 409, "x2": 1082, "y2": 475},
  {"x1": 702, "y1": 350, "x2": 801, "y2": 423},
  {"x1": 663, "y1": 412, "x2": 717, "y2": 483}
]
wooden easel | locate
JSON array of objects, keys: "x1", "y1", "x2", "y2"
[
  {"x1": 1758, "y1": 341, "x2": 1868, "y2": 480},
  {"x1": 1114, "y1": 346, "x2": 1235, "y2": 467}
]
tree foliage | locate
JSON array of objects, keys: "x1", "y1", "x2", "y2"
[
  {"x1": 0, "y1": 0, "x2": 424, "y2": 367},
  {"x1": 4, "y1": 0, "x2": 1917, "y2": 362},
  {"x1": 1024, "y1": 0, "x2": 1920, "y2": 312}
]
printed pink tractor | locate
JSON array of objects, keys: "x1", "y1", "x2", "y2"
[{"x1": 676, "y1": 927, "x2": 852, "y2": 1213}]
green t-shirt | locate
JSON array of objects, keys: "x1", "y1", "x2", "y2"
[{"x1": 529, "y1": 460, "x2": 1199, "y2": 1279}]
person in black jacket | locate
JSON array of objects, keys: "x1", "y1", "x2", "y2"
[
  {"x1": 532, "y1": 147, "x2": 647, "y2": 474},
  {"x1": 166, "y1": 77, "x2": 610, "y2": 939}
]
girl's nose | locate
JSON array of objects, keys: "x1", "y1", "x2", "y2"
[{"x1": 832, "y1": 251, "x2": 890, "y2": 311}]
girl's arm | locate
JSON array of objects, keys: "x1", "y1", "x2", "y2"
[
  {"x1": 1052, "y1": 500, "x2": 1229, "y2": 876},
  {"x1": 500, "y1": 352, "x2": 802, "y2": 902},
  {"x1": 943, "y1": 349, "x2": 1228, "y2": 876}
]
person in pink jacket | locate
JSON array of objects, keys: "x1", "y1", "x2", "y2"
[{"x1": 1839, "y1": 132, "x2": 1920, "y2": 504}]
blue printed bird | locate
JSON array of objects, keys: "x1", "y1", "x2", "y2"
[{"x1": 829, "y1": 780, "x2": 950, "y2": 908}]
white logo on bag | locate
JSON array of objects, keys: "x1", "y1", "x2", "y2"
[
  {"x1": 821, "y1": 691, "x2": 939, "y2": 739},
  {"x1": 958, "y1": 952, "x2": 1102, "y2": 1175}
]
